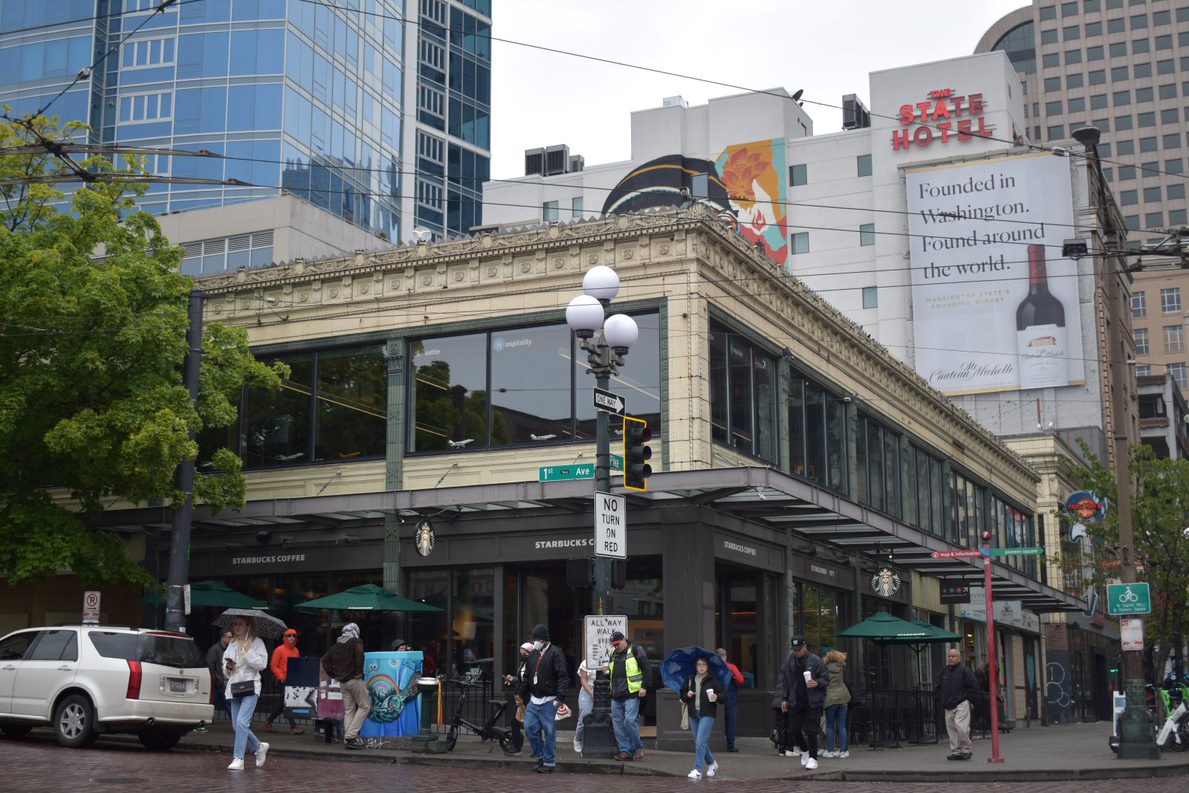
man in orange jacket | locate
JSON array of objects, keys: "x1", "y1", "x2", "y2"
[{"x1": 264, "y1": 628, "x2": 304, "y2": 734}]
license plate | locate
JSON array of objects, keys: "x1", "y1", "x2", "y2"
[{"x1": 169, "y1": 678, "x2": 188, "y2": 694}]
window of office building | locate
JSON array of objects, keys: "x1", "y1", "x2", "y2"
[
  {"x1": 857, "y1": 154, "x2": 872, "y2": 178},
  {"x1": 1114, "y1": 90, "x2": 1132, "y2": 107},
  {"x1": 855, "y1": 413, "x2": 901, "y2": 517},
  {"x1": 542, "y1": 200, "x2": 558, "y2": 222},
  {"x1": 234, "y1": 344, "x2": 386, "y2": 468},
  {"x1": 1169, "y1": 184, "x2": 1186, "y2": 200},
  {"x1": 1044, "y1": 53, "x2": 1060, "y2": 68},
  {"x1": 1147, "y1": 211, "x2": 1164, "y2": 228},
  {"x1": 1164, "y1": 326, "x2": 1184, "y2": 354},
  {"x1": 1134, "y1": 327, "x2": 1149, "y2": 355},
  {"x1": 1170, "y1": 364, "x2": 1188, "y2": 390},
  {"x1": 1089, "y1": 69, "x2": 1106, "y2": 85},
  {"x1": 1155, "y1": 35, "x2": 1172, "y2": 50},
  {"x1": 1161, "y1": 288, "x2": 1181, "y2": 314},
  {"x1": 1173, "y1": 209, "x2": 1189, "y2": 226},
  {"x1": 1136, "y1": 365, "x2": 1152, "y2": 377},
  {"x1": 1044, "y1": 77, "x2": 1062, "y2": 92},
  {"x1": 710, "y1": 321, "x2": 778, "y2": 463},
  {"x1": 1063, "y1": 25, "x2": 1080, "y2": 40},
  {"x1": 788, "y1": 373, "x2": 847, "y2": 493},
  {"x1": 951, "y1": 471, "x2": 985, "y2": 549},
  {"x1": 410, "y1": 314, "x2": 660, "y2": 453},
  {"x1": 1091, "y1": 93, "x2": 1108, "y2": 109},
  {"x1": 1144, "y1": 186, "x2": 1162, "y2": 203},
  {"x1": 791, "y1": 232, "x2": 809, "y2": 255},
  {"x1": 1166, "y1": 159, "x2": 1184, "y2": 174},
  {"x1": 1087, "y1": 45, "x2": 1104, "y2": 61},
  {"x1": 905, "y1": 445, "x2": 945, "y2": 537},
  {"x1": 1121, "y1": 190, "x2": 1138, "y2": 205},
  {"x1": 1111, "y1": 66, "x2": 1129, "y2": 81},
  {"x1": 1135, "y1": 86, "x2": 1153, "y2": 102},
  {"x1": 1133, "y1": 38, "x2": 1151, "y2": 54},
  {"x1": 1067, "y1": 72, "x2": 1084, "y2": 89},
  {"x1": 571, "y1": 197, "x2": 584, "y2": 218},
  {"x1": 862, "y1": 286, "x2": 878, "y2": 309},
  {"x1": 789, "y1": 164, "x2": 807, "y2": 186},
  {"x1": 180, "y1": 231, "x2": 274, "y2": 277},
  {"x1": 859, "y1": 223, "x2": 875, "y2": 246},
  {"x1": 1117, "y1": 139, "x2": 1136, "y2": 155},
  {"x1": 1068, "y1": 97, "x2": 1086, "y2": 113},
  {"x1": 1134, "y1": 62, "x2": 1152, "y2": 78}
]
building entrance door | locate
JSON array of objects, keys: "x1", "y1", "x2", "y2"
[{"x1": 503, "y1": 564, "x2": 584, "y2": 680}]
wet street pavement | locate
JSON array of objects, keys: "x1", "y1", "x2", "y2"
[{"x1": 7, "y1": 735, "x2": 1189, "y2": 793}]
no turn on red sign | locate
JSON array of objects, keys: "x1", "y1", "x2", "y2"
[{"x1": 594, "y1": 492, "x2": 626, "y2": 559}]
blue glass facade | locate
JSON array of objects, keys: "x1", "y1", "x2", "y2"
[{"x1": 1, "y1": 0, "x2": 491, "y2": 243}]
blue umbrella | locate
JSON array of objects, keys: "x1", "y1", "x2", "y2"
[{"x1": 661, "y1": 646, "x2": 733, "y2": 693}]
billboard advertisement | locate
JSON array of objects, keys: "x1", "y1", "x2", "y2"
[{"x1": 905, "y1": 155, "x2": 1084, "y2": 395}]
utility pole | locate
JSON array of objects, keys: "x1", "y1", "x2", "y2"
[
  {"x1": 1071, "y1": 126, "x2": 1156, "y2": 758},
  {"x1": 164, "y1": 288, "x2": 205, "y2": 634}
]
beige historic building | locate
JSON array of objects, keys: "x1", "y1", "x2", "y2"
[{"x1": 93, "y1": 206, "x2": 1083, "y2": 743}]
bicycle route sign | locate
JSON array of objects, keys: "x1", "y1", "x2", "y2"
[{"x1": 1106, "y1": 582, "x2": 1151, "y2": 616}]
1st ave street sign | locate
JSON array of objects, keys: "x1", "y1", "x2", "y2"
[
  {"x1": 593, "y1": 387, "x2": 626, "y2": 416},
  {"x1": 539, "y1": 464, "x2": 594, "y2": 482}
]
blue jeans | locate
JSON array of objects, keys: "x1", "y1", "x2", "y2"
[
  {"x1": 524, "y1": 700, "x2": 558, "y2": 767},
  {"x1": 228, "y1": 693, "x2": 261, "y2": 760},
  {"x1": 824, "y1": 703, "x2": 848, "y2": 752},
  {"x1": 575, "y1": 688, "x2": 594, "y2": 743},
  {"x1": 611, "y1": 696, "x2": 643, "y2": 755},
  {"x1": 690, "y1": 712, "x2": 716, "y2": 772}
]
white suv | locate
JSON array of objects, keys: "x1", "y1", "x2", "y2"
[{"x1": 0, "y1": 625, "x2": 214, "y2": 750}]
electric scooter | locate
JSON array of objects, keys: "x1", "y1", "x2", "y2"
[{"x1": 1155, "y1": 677, "x2": 1189, "y2": 752}]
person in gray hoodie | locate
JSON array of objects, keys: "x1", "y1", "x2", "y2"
[{"x1": 779, "y1": 636, "x2": 830, "y2": 769}]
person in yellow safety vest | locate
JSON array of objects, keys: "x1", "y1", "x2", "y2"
[{"x1": 607, "y1": 630, "x2": 651, "y2": 761}]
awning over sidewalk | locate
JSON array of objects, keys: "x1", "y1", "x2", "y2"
[{"x1": 98, "y1": 466, "x2": 1083, "y2": 613}]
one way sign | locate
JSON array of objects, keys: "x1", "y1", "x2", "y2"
[{"x1": 593, "y1": 387, "x2": 626, "y2": 416}]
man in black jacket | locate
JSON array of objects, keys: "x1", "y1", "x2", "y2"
[
  {"x1": 517, "y1": 624, "x2": 569, "y2": 773},
  {"x1": 937, "y1": 646, "x2": 980, "y2": 760},
  {"x1": 779, "y1": 636, "x2": 830, "y2": 770}
]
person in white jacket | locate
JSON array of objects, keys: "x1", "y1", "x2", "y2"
[{"x1": 222, "y1": 616, "x2": 270, "y2": 770}]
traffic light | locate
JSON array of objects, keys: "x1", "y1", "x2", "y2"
[{"x1": 623, "y1": 415, "x2": 652, "y2": 492}]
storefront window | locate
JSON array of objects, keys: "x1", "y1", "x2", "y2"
[
  {"x1": 453, "y1": 567, "x2": 495, "y2": 677},
  {"x1": 789, "y1": 373, "x2": 847, "y2": 493},
  {"x1": 796, "y1": 583, "x2": 843, "y2": 655},
  {"x1": 407, "y1": 569, "x2": 449, "y2": 676},
  {"x1": 718, "y1": 566, "x2": 758, "y2": 687}
]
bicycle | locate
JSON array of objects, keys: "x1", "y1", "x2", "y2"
[{"x1": 444, "y1": 674, "x2": 513, "y2": 753}]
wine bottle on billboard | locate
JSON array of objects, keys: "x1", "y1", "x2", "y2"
[{"x1": 1016, "y1": 244, "x2": 1069, "y2": 389}]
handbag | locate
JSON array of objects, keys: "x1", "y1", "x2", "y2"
[
  {"x1": 680, "y1": 701, "x2": 690, "y2": 730},
  {"x1": 230, "y1": 680, "x2": 255, "y2": 698}
]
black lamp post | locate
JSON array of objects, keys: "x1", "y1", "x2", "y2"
[{"x1": 566, "y1": 265, "x2": 637, "y2": 759}]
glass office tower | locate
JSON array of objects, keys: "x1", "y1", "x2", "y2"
[{"x1": 0, "y1": 0, "x2": 491, "y2": 244}]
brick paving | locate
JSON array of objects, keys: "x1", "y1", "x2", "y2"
[
  {"x1": 4, "y1": 736, "x2": 1189, "y2": 793},
  {"x1": 4, "y1": 716, "x2": 1186, "y2": 789}
]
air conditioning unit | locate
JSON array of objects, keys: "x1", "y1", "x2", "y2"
[
  {"x1": 842, "y1": 94, "x2": 871, "y2": 130},
  {"x1": 524, "y1": 147, "x2": 545, "y2": 176},
  {"x1": 544, "y1": 144, "x2": 570, "y2": 176}
]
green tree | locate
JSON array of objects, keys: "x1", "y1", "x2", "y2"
[
  {"x1": 0, "y1": 115, "x2": 283, "y2": 586},
  {"x1": 1060, "y1": 441, "x2": 1189, "y2": 676}
]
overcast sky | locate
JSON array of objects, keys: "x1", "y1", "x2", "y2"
[{"x1": 489, "y1": 1, "x2": 1028, "y2": 178}]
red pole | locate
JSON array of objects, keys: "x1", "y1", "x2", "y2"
[{"x1": 984, "y1": 552, "x2": 1004, "y2": 763}]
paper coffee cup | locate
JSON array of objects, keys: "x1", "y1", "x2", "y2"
[
  {"x1": 707, "y1": 689, "x2": 717, "y2": 701},
  {"x1": 803, "y1": 671, "x2": 812, "y2": 682}
]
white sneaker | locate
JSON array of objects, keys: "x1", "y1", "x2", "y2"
[
  {"x1": 784, "y1": 748, "x2": 801, "y2": 757},
  {"x1": 255, "y1": 742, "x2": 269, "y2": 767},
  {"x1": 822, "y1": 750, "x2": 837, "y2": 758},
  {"x1": 838, "y1": 751, "x2": 849, "y2": 758},
  {"x1": 687, "y1": 769, "x2": 702, "y2": 779},
  {"x1": 227, "y1": 758, "x2": 244, "y2": 771},
  {"x1": 800, "y1": 752, "x2": 810, "y2": 767},
  {"x1": 805, "y1": 757, "x2": 819, "y2": 770},
  {"x1": 706, "y1": 761, "x2": 718, "y2": 777}
]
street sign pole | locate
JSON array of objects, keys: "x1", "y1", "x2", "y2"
[{"x1": 982, "y1": 534, "x2": 1005, "y2": 764}]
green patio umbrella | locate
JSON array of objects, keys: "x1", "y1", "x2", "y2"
[
  {"x1": 837, "y1": 611, "x2": 933, "y2": 643},
  {"x1": 294, "y1": 583, "x2": 442, "y2": 613},
  {"x1": 144, "y1": 580, "x2": 266, "y2": 609}
]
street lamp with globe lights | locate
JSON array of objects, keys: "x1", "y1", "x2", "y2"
[{"x1": 566, "y1": 265, "x2": 637, "y2": 760}]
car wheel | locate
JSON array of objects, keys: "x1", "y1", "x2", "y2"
[
  {"x1": 54, "y1": 693, "x2": 98, "y2": 748},
  {"x1": 138, "y1": 728, "x2": 183, "y2": 752},
  {"x1": 0, "y1": 724, "x2": 33, "y2": 739}
]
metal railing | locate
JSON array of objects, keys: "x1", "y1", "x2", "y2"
[{"x1": 850, "y1": 689, "x2": 942, "y2": 748}]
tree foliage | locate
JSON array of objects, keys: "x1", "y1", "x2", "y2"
[
  {"x1": 0, "y1": 115, "x2": 282, "y2": 586},
  {"x1": 1060, "y1": 440, "x2": 1189, "y2": 675}
]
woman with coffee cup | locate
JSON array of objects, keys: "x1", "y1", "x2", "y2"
[{"x1": 682, "y1": 657, "x2": 721, "y2": 779}]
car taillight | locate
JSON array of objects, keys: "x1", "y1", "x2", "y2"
[{"x1": 126, "y1": 660, "x2": 142, "y2": 700}]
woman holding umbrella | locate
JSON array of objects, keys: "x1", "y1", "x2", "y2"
[
  {"x1": 220, "y1": 610, "x2": 275, "y2": 770},
  {"x1": 681, "y1": 657, "x2": 721, "y2": 779}
]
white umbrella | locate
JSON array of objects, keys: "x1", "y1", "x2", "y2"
[{"x1": 215, "y1": 607, "x2": 288, "y2": 641}]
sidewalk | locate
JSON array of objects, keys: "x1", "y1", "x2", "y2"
[{"x1": 134, "y1": 719, "x2": 1189, "y2": 781}]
